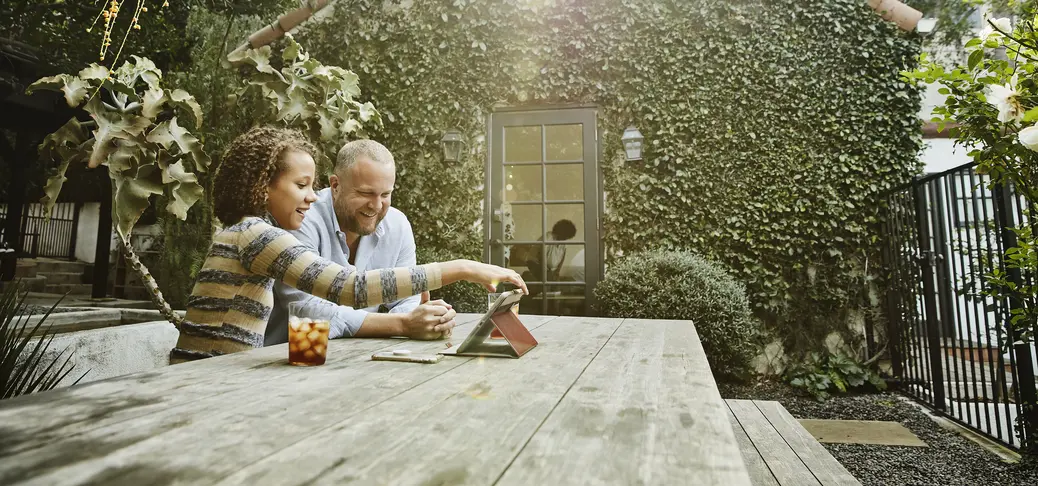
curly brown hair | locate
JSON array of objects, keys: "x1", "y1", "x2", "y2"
[{"x1": 213, "y1": 126, "x2": 320, "y2": 226}]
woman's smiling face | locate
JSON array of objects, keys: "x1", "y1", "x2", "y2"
[{"x1": 266, "y1": 150, "x2": 319, "y2": 230}]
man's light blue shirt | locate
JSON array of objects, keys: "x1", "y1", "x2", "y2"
[{"x1": 266, "y1": 188, "x2": 420, "y2": 344}]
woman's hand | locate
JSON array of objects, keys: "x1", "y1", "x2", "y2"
[
  {"x1": 436, "y1": 260, "x2": 529, "y2": 294},
  {"x1": 460, "y1": 260, "x2": 529, "y2": 294}
]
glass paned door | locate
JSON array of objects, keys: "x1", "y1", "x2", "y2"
[{"x1": 487, "y1": 108, "x2": 599, "y2": 315}]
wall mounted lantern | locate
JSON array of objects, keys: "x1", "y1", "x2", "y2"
[
  {"x1": 440, "y1": 129, "x2": 466, "y2": 162},
  {"x1": 621, "y1": 126, "x2": 644, "y2": 161}
]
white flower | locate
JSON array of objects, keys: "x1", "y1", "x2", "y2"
[
  {"x1": 1019, "y1": 126, "x2": 1038, "y2": 151},
  {"x1": 979, "y1": 17, "x2": 1012, "y2": 40},
  {"x1": 989, "y1": 76, "x2": 1024, "y2": 123}
]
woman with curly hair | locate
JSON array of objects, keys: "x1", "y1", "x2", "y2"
[{"x1": 170, "y1": 126, "x2": 526, "y2": 362}]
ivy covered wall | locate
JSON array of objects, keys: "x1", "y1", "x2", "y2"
[{"x1": 298, "y1": 0, "x2": 922, "y2": 351}]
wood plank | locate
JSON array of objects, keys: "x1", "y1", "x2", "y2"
[
  {"x1": 0, "y1": 314, "x2": 487, "y2": 458},
  {"x1": 728, "y1": 409, "x2": 780, "y2": 486},
  {"x1": 496, "y1": 318, "x2": 752, "y2": 486},
  {"x1": 0, "y1": 315, "x2": 558, "y2": 485},
  {"x1": 728, "y1": 399, "x2": 820, "y2": 486},
  {"x1": 754, "y1": 401, "x2": 861, "y2": 486},
  {"x1": 214, "y1": 316, "x2": 625, "y2": 486}
]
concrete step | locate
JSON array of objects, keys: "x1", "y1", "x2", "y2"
[
  {"x1": 39, "y1": 272, "x2": 86, "y2": 285},
  {"x1": 44, "y1": 283, "x2": 92, "y2": 296},
  {"x1": 1, "y1": 276, "x2": 47, "y2": 292},
  {"x1": 35, "y1": 259, "x2": 88, "y2": 274},
  {"x1": 15, "y1": 260, "x2": 37, "y2": 278}
]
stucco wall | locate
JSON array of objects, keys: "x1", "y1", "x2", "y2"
[
  {"x1": 23, "y1": 321, "x2": 179, "y2": 388},
  {"x1": 75, "y1": 203, "x2": 101, "y2": 263}
]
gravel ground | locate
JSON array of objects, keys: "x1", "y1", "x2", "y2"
[{"x1": 719, "y1": 381, "x2": 1038, "y2": 486}]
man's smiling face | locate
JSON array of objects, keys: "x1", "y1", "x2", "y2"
[{"x1": 331, "y1": 156, "x2": 395, "y2": 236}]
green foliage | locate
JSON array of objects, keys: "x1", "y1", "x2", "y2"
[
  {"x1": 199, "y1": 0, "x2": 299, "y2": 17},
  {"x1": 905, "y1": 11, "x2": 1038, "y2": 346},
  {"x1": 299, "y1": 0, "x2": 923, "y2": 352},
  {"x1": 982, "y1": 224, "x2": 1038, "y2": 346},
  {"x1": 169, "y1": 7, "x2": 272, "y2": 161},
  {"x1": 905, "y1": 8, "x2": 1038, "y2": 451},
  {"x1": 416, "y1": 246, "x2": 487, "y2": 313},
  {"x1": 228, "y1": 33, "x2": 382, "y2": 176},
  {"x1": 1, "y1": 283, "x2": 86, "y2": 399},
  {"x1": 148, "y1": 8, "x2": 383, "y2": 307},
  {"x1": 0, "y1": 1, "x2": 193, "y2": 74},
  {"x1": 28, "y1": 56, "x2": 211, "y2": 326},
  {"x1": 0, "y1": 1, "x2": 293, "y2": 75},
  {"x1": 906, "y1": 0, "x2": 1019, "y2": 62},
  {"x1": 593, "y1": 251, "x2": 764, "y2": 380},
  {"x1": 787, "y1": 351, "x2": 887, "y2": 401},
  {"x1": 147, "y1": 209, "x2": 212, "y2": 309},
  {"x1": 156, "y1": 8, "x2": 273, "y2": 309},
  {"x1": 28, "y1": 57, "x2": 210, "y2": 240}
]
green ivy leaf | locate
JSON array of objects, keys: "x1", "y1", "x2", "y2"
[
  {"x1": 112, "y1": 164, "x2": 164, "y2": 239},
  {"x1": 162, "y1": 161, "x2": 205, "y2": 220},
  {"x1": 968, "y1": 49, "x2": 984, "y2": 71},
  {"x1": 141, "y1": 88, "x2": 168, "y2": 119},
  {"x1": 228, "y1": 45, "x2": 274, "y2": 74},
  {"x1": 37, "y1": 118, "x2": 89, "y2": 216},
  {"x1": 146, "y1": 117, "x2": 211, "y2": 172},
  {"x1": 168, "y1": 89, "x2": 203, "y2": 129},
  {"x1": 26, "y1": 74, "x2": 91, "y2": 107},
  {"x1": 78, "y1": 64, "x2": 109, "y2": 82},
  {"x1": 87, "y1": 106, "x2": 151, "y2": 168}
]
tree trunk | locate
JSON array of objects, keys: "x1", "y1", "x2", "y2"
[{"x1": 118, "y1": 234, "x2": 183, "y2": 330}]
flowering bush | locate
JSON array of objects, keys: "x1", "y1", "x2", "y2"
[
  {"x1": 906, "y1": 15, "x2": 1038, "y2": 199},
  {"x1": 906, "y1": 13, "x2": 1038, "y2": 339},
  {"x1": 904, "y1": 11, "x2": 1038, "y2": 451}
]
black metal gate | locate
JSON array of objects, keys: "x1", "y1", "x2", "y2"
[
  {"x1": 0, "y1": 202, "x2": 81, "y2": 260},
  {"x1": 880, "y1": 162, "x2": 1038, "y2": 450}
]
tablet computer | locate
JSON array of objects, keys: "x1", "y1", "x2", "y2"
[{"x1": 441, "y1": 289, "x2": 536, "y2": 358}]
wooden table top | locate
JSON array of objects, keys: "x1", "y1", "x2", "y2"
[{"x1": 0, "y1": 314, "x2": 751, "y2": 485}]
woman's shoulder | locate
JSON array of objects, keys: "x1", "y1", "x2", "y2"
[
  {"x1": 218, "y1": 216, "x2": 290, "y2": 249},
  {"x1": 225, "y1": 216, "x2": 283, "y2": 236}
]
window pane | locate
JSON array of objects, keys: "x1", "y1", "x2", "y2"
[
  {"x1": 546, "y1": 163, "x2": 583, "y2": 201},
  {"x1": 518, "y1": 292, "x2": 545, "y2": 315},
  {"x1": 506, "y1": 204, "x2": 542, "y2": 241},
  {"x1": 545, "y1": 124, "x2": 583, "y2": 161},
  {"x1": 558, "y1": 244, "x2": 586, "y2": 282},
  {"x1": 506, "y1": 165, "x2": 542, "y2": 202},
  {"x1": 546, "y1": 204, "x2": 584, "y2": 242},
  {"x1": 504, "y1": 243, "x2": 540, "y2": 276},
  {"x1": 505, "y1": 126, "x2": 542, "y2": 162},
  {"x1": 546, "y1": 284, "x2": 586, "y2": 316}
]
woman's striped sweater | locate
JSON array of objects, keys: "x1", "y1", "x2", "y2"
[{"x1": 170, "y1": 217, "x2": 442, "y2": 363}]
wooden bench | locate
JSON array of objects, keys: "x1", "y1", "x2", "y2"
[{"x1": 727, "y1": 399, "x2": 861, "y2": 486}]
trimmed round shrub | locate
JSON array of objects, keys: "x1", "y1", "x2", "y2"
[{"x1": 594, "y1": 251, "x2": 763, "y2": 380}]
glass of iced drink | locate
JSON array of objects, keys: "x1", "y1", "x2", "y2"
[{"x1": 287, "y1": 301, "x2": 331, "y2": 366}]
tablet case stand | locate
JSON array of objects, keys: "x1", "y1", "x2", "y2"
[{"x1": 440, "y1": 290, "x2": 537, "y2": 358}]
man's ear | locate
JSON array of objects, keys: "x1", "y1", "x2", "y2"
[{"x1": 328, "y1": 174, "x2": 340, "y2": 191}]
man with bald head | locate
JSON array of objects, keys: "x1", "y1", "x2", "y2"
[{"x1": 266, "y1": 140, "x2": 456, "y2": 344}]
